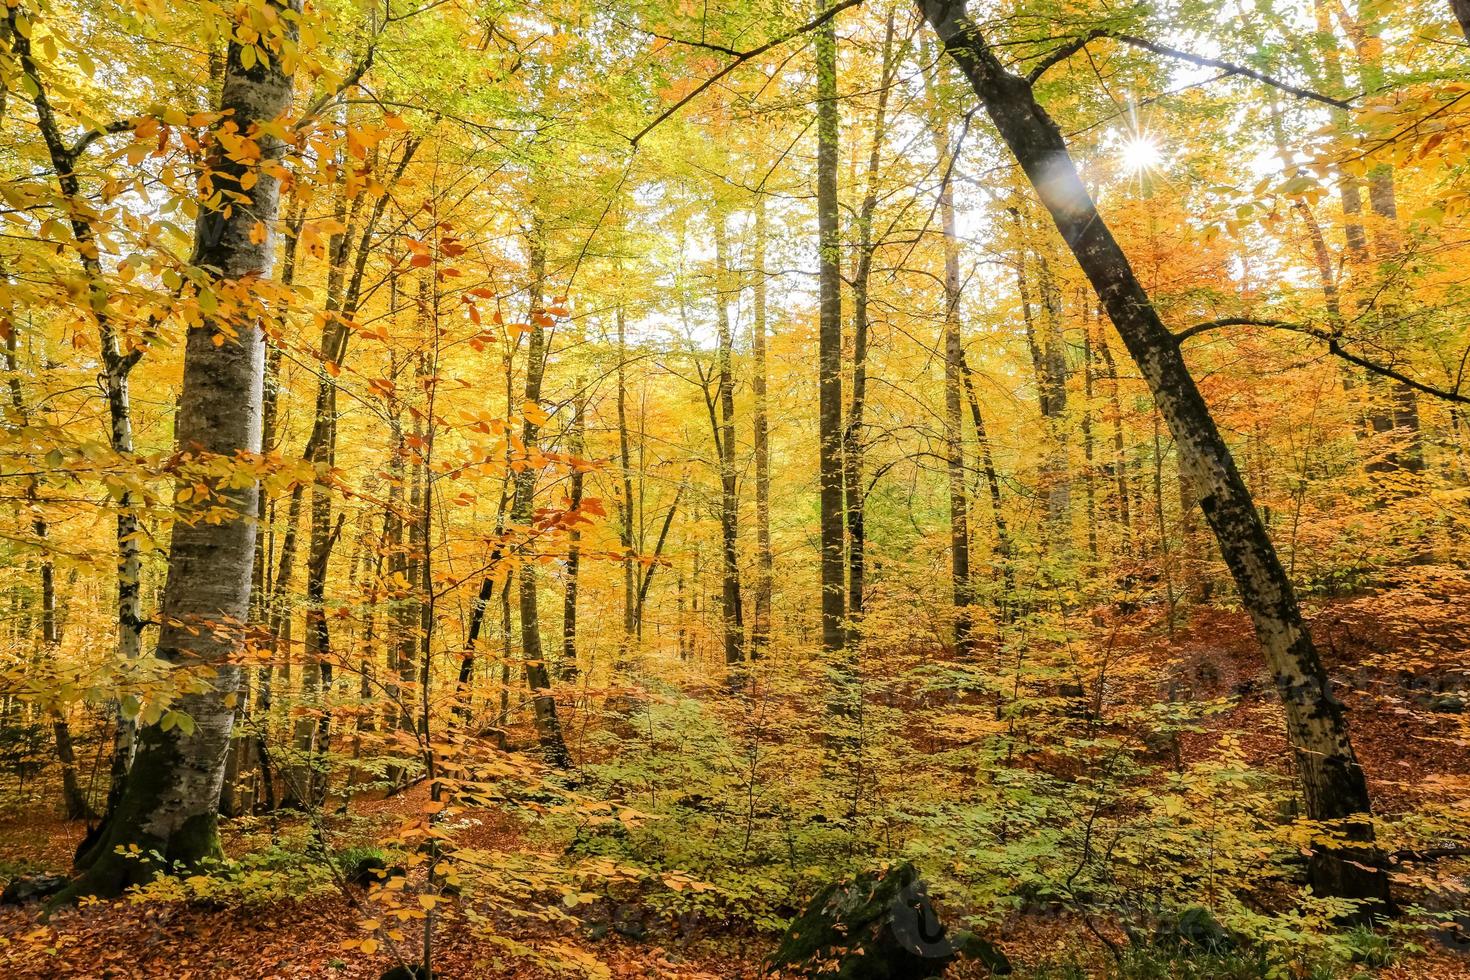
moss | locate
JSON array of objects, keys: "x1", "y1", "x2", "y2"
[
  {"x1": 50, "y1": 724, "x2": 224, "y2": 907},
  {"x1": 768, "y1": 862, "x2": 1009, "y2": 978}
]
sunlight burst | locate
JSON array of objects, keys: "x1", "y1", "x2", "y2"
[{"x1": 1121, "y1": 134, "x2": 1163, "y2": 173}]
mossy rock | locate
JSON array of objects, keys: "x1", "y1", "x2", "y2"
[
  {"x1": 1, "y1": 873, "x2": 68, "y2": 905},
  {"x1": 1154, "y1": 905, "x2": 1236, "y2": 955},
  {"x1": 768, "y1": 862, "x2": 1010, "y2": 978},
  {"x1": 381, "y1": 966, "x2": 435, "y2": 980}
]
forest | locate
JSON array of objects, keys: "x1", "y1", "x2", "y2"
[{"x1": 1, "y1": 0, "x2": 1469, "y2": 975}]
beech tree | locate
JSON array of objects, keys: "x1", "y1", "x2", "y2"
[
  {"x1": 916, "y1": 0, "x2": 1391, "y2": 911},
  {"x1": 65, "y1": 0, "x2": 304, "y2": 897}
]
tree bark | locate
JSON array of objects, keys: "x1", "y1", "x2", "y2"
[
  {"x1": 958, "y1": 352, "x2": 1015, "y2": 621},
  {"x1": 712, "y1": 218, "x2": 746, "y2": 666},
  {"x1": 9, "y1": 3, "x2": 145, "y2": 828},
  {"x1": 842, "y1": 9, "x2": 897, "y2": 632},
  {"x1": 3, "y1": 323, "x2": 94, "y2": 821},
  {"x1": 561, "y1": 390, "x2": 586, "y2": 681},
  {"x1": 926, "y1": 102, "x2": 975, "y2": 660},
  {"x1": 918, "y1": 0, "x2": 1391, "y2": 913},
  {"x1": 614, "y1": 306, "x2": 638, "y2": 667},
  {"x1": 815, "y1": 11, "x2": 847, "y2": 658},
  {"x1": 512, "y1": 231, "x2": 572, "y2": 769},
  {"x1": 65, "y1": 0, "x2": 300, "y2": 897},
  {"x1": 751, "y1": 196, "x2": 774, "y2": 653}
]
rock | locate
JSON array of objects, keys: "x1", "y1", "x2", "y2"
[
  {"x1": 1, "y1": 873, "x2": 69, "y2": 905},
  {"x1": 381, "y1": 966, "x2": 434, "y2": 980},
  {"x1": 768, "y1": 862, "x2": 1010, "y2": 978},
  {"x1": 344, "y1": 853, "x2": 386, "y2": 887},
  {"x1": 1431, "y1": 695, "x2": 1465, "y2": 714},
  {"x1": 610, "y1": 904, "x2": 648, "y2": 940},
  {"x1": 1154, "y1": 905, "x2": 1235, "y2": 955}
]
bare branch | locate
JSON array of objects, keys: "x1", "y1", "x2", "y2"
[
  {"x1": 628, "y1": 0, "x2": 866, "y2": 147},
  {"x1": 1026, "y1": 29, "x2": 1352, "y2": 110},
  {"x1": 70, "y1": 119, "x2": 136, "y2": 159},
  {"x1": 1176, "y1": 318, "x2": 1470, "y2": 405}
]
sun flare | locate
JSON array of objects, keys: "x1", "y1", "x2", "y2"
[{"x1": 1121, "y1": 134, "x2": 1163, "y2": 173}]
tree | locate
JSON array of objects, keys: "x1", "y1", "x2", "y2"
[
  {"x1": 65, "y1": 0, "x2": 305, "y2": 898},
  {"x1": 815, "y1": 8, "x2": 846, "y2": 659},
  {"x1": 917, "y1": 0, "x2": 1392, "y2": 913},
  {"x1": 511, "y1": 227, "x2": 573, "y2": 770}
]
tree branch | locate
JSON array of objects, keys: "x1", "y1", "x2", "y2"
[
  {"x1": 70, "y1": 119, "x2": 136, "y2": 159},
  {"x1": 1388, "y1": 845, "x2": 1470, "y2": 863},
  {"x1": 1176, "y1": 317, "x2": 1470, "y2": 405},
  {"x1": 627, "y1": 0, "x2": 866, "y2": 147},
  {"x1": 1026, "y1": 29, "x2": 1352, "y2": 110}
]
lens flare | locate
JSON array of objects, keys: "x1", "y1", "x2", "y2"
[{"x1": 1121, "y1": 135, "x2": 1163, "y2": 173}]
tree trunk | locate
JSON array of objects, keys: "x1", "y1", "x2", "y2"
[
  {"x1": 614, "y1": 306, "x2": 638, "y2": 667},
  {"x1": 9, "y1": 2, "x2": 145, "y2": 831},
  {"x1": 918, "y1": 0, "x2": 1391, "y2": 913},
  {"x1": 815, "y1": 11, "x2": 846, "y2": 658},
  {"x1": 561, "y1": 390, "x2": 586, "y2": 681},
  {"x1": 751, "y1": 196, "x2": 774, "y2": 653},
  {"x1": 3, "y1": 324, "x2": 94, "y2": 821},
  {"x1": 65, "y1": 0, "x2": 299, "y2": 897},
  {"x1": 1035, "y1": 252, "x2": 1072, "y2": 542},
  {"x1": 924, "y1": 66, "x2": 975, "y2": 661},
  {"x1": 958, "y1": 352, "x2": 1015, "y2": 621},
  {"x1": 512, "y1": 232, "x2": 572, "y2": 769},
  {"x1": 842, "y1": 9, "x2": 897, "y2": 632},
  {"x1": 1095, "y1": 328, "x2": 1134, "y2": 556},
  {"x1": 712, "y1": 218, "x2": 746, "y2": 666}
]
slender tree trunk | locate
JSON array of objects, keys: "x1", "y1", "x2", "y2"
[
  {"x1": 3, "y1": 325, "x2": 94, "y2": 820},
  {"x1": 512, "y1": 231, "x2": 572, "y2": 769},
  {"x1": 561, "y1": 390, "x2": 586, "y2": 681},
  {"x1": 713, "y1": 218, "x2": 746, "y2": 666},
  {"x1": 927, "y1": 106, "x2": 975, "y2": 660},
  {"x1": 751, "y1": 197, "x2": 774, "y2": 653},
  {"x1": 958, "y1": 352, "x2": 1015, "y2": 621},
  {"x1": 614, "y1": 307, "x2": 638, "y2": 667},
  {"x1": 1095, "y1": 329, "x2": 1134, "y2": 556},
  {"x1": 815, "y1": 11, "x2": 846, "y2": 658},
  {"x1": 635, "y1": 483, "x2": 683, "y2": 626},
  {"x1": 1325, "y1": 3, "x2": 1423, "y2": 477},
  {"x1": 842, "y1": 9, "x2": 897, "y2": 632},
  {"x1": 9, "y1": 4, "x2": 145, "y2": 831},
  {"x1": 65, "y1": 1, "x2": 300, "y2": 896},
  {"x1": 1082, "y1": 325, "x2": 1099, "y2": 562},
  {"x1": 919, "y1": 0, "x2": 1391, "y2": 912},
  {"x1": 1035, "y1": 253, "x2": 1072, "y2": 543}
]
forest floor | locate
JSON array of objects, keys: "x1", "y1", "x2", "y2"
[{"x1": 1, "y1": 586, "x2": 1469, "y2": 978}]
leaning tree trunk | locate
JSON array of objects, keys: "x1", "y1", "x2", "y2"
[
  {"x1": 63, "y1": 0, "x2": 300, "y2": 899},
  {"x1": 918, "y1": 0, "x2": 1391, "y2": 913}
]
